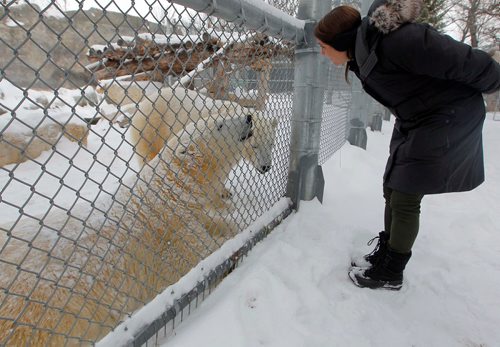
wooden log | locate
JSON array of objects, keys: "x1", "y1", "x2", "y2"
[
  {"x1": 87, "y1": 32, "x2": 285, "y2": 85},
  {"x1": 88, "y1": 39, "x2": 222, "y2": 63},
  {"x1": 116, "y1": 36, "x2": 136, "y2": 47},
  {"x1": 85, "y1": 59, "x2": 108, "y2": 72},
  {"x1": 92, "y1": 50, "x2": 216, "y2": 81},
  {"x1": 175, "y1": 45, "x2": 228, "y2": 89}
]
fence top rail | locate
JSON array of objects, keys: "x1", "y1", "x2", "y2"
[{"x1": 169, "y1": 0, "x2": 307, "y2": 44}]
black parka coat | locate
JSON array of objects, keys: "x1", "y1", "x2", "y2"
[{"x1": 349, "y1": 0, "x2": 500, "y2": 195}]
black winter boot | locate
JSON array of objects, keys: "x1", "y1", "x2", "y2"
[
  {"x1": 350, "y1": 231, "x2": 389, "y2": 268},
  {"x1": 348, "y1": 247, "x2": 411, "y2": 290}
]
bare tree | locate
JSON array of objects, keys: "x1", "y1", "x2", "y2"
[{"x1": 447, "y1": 0, "x2": 499, "y2": 48}]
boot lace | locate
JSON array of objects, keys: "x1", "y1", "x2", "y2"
[{"x1": 366, "y1": 235, "x2": 381, "y2": 258}]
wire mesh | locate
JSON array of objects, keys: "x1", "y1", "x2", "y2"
[
  {"x1": 319, "y1": 64, "x2": 351, "y2": 165},
  {"x1": 265, "y1": 0, "x2": 300, "y2": 16},
  {"x1": 0, "y1": 0, "x2": 349, "y2": 345}
]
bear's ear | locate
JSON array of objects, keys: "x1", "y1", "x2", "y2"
[
  {"x1": 239, "y1": 122, "x2": 253, "y2": 142},
  {"x1": 238, "y1": 114, "x2": 253, "y2": 141},
  {"x1": 246, "y1": 114, "x2": 253, "y2": 126}
]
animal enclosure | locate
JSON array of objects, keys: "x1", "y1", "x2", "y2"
[{"x1": 0, "y1": 0, "x2": 358, "y2": 345}]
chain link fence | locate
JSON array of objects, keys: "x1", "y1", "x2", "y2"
[
  {"x1": 1, "y1": 0, "x2": 352, "y2": 345},
  {"x1": 319, "y1": 64, "x2": 351, "y2": 165}
]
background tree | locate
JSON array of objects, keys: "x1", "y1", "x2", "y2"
[
  {"x1": 418, "y1": 0, "x2": 449, "y2": 32},
  {"x1": 447, "y1": 0, "x2": 499, "y2": 48}
]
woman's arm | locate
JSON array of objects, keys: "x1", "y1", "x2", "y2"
[{"x1": 383, "y1": 23, "x2": 500, "y2": 94}]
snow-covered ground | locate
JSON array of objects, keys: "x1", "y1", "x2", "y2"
[{"x1": 150, "y1": 113, "x2": 500, "y2": 347}]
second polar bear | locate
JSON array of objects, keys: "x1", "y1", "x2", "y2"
[{"x1": 128, "y1": 86, "x2": 245, "y2": 164}]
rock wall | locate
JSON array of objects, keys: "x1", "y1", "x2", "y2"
[{"x1": 0, "y1": 3, "x2": 163, "y2": 89}]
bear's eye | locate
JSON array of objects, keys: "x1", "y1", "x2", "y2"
[{"x1": 216, "y1": 123, "x2": 224, "y2": 131}]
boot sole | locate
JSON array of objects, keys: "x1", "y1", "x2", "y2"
[{"x1": 348, "y1": 269, "x2": 402, "y2": 291}]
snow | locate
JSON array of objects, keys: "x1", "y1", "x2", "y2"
[{"x1": 147, "y1": 114, "x2": 499, "y2": 347}]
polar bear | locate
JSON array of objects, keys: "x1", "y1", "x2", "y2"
[
  {"x1": 96, "y1": 80, "x2": 162, "y2": 107},
  {"x1": 0, "y1": 112, "x2": 278, "y2": 346},
  {"x1": 127, "y1": 86, "x2": 245, "y2": 165}
]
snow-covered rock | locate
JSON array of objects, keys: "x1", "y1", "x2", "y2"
[{"x1": 0, "y1": 122, "x2": 89, "y2": 167}]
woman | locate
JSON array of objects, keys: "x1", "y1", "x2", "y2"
[{"x1": 314, "y1": 0, "x2": 500, "y2": 290}]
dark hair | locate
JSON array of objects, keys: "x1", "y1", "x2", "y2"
[{"x1": 314, "y1": 6, "x2": 361, "y2": 81}]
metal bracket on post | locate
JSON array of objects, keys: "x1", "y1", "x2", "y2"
[
  {"x1": 347, "y1": 117, "x2": 367, "y2": 149},
  {"x1": 287, "y1": 154, "x2": 325, "y2": 210}
]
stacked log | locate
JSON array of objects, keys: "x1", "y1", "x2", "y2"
[
  {"x1": 86, "y1": 31, "x2": 291, "y2": 83},
  {"x1": 86, "y1": 33, "x2": 221, "y2": 82},
  {"x1": 86, "y1": 31, "x2": 293, "y2": 109}
]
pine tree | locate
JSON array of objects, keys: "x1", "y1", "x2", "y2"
[{"x1": 418, "y1": 0, "x2": 448, "y2": 32}]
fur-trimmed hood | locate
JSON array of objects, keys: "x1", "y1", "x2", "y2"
[{"x1": 369, "y1": 0, "x2": 424, "y2": 34}]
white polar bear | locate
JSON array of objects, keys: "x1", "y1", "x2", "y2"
[
  {"x1": 0, "y1": 112, "x2": 278, "y2": 346},
  {"x1": 127, "y1": 86, "x2": 247, "y2": 164}
]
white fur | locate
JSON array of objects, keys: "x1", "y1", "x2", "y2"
[
  {"x1": 370, "y1": 0, "x2": 424, "y2": 34},
  {"x1": 128, "y1": 86, "x2": 246, "y2": 164}
]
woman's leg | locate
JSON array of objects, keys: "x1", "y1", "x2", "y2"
[
  {"x1": 383, "y1": 186, "x2": 393, "y2": 234},
  {"x1": 387, "y1": 189, "x2": 424, "y2": 253}
]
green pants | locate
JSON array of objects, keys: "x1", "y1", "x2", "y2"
[{"x1": 383, "y1": 186, "x2": 424, "y2": 253}]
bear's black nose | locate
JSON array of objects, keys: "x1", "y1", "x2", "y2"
[{"x1": 260, "y1": 165, "x2": 271, "y2": 173}]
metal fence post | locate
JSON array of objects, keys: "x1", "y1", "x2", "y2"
[
  {"x1": 346, "y1": 0, "x2": 374, "y2": 149},
  {"x1": 286, "y1": 0, "x2": 330, "y2": 210}
]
